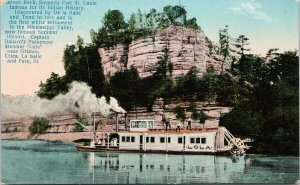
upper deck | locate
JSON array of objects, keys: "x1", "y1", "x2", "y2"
[
  {"x1": 126, "y1": 119, "x2": 219, "y2": 134},
  {"x1": 118, "y1": 127, "x2": 219, "y2": 134}
]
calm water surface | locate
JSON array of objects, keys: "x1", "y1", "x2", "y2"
[{"x1": 1, "y1": 140, "x2": 299, "y2": 184}]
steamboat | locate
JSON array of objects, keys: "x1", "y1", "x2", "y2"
[{"x1": 76, "y1": 118, "x2": 251, "y2": 155}]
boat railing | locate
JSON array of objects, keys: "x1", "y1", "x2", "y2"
[
  {"x1": 106, "y1": 127, "x2": 219, "y2": 133},
  {"x1": 148, "y1": 128, "x2": 218, "y2": 132},
  {"x1": 219, "y1": 127, "x2": 250, "y2": 150}
]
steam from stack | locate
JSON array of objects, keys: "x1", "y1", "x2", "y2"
[{"x1": 2, "y1": 82, "x2": 126, "y2": 121}]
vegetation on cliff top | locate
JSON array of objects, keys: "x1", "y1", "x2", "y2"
[
  {"x1": 90, "y1": 5, "x2": 200, "y2": 48},
  {"x1": 36, "y1": 6, "x2": 298, "y2": 155}
]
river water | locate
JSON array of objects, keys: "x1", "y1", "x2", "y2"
[{"x1": 1, "y1": 140, "x2": 299, "y2": 184}]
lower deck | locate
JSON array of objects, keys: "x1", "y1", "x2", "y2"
[{"x1": 76, "y1": 145, "x2": 231, "y2": 155}]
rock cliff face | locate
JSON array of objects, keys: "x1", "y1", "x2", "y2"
[
  {"x1": 99, "y1": 26, "x2": 222, "y2": 78},
  {"x1": 122, "y1": 98, "x2": 232, "y2": 129}
]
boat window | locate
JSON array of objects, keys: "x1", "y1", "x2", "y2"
[
  {"x1": 190, "y1": 138, "x2": 195, "y2": 144},
  {"x1": 126, "y1": 136, "x2": 130, "y2": 142},
  {"x1": 122, "y1": 136, "x2": 125, "y2": 142},
  {"x1": 168, "y1": 137, "x2": 171, "y2": 143},
  {"x1": 160, "y1": 137, "x2": 165, "y2": 143},
  {"x1": 146, "y1": 137, "x2": 149, "y2": 143},
  {"x1": 148, "y1": 121, "x2": 154, "y2": 128},
  {"x1": 196, "y1": 138, "x2": 200, "y2": 144},
  {"x1": 141, "y1": 121, "x2": 147, "y2": 128},
  {"x1": 201, "y1": 137, "x2": 206, "y2": 144},
  {"x1": 178, "y1": 137, "x2": 183, "y2": 143},
  {"x1": 131, "y1": 136, "x2": 135, "y2": 142},
  {"x1": 150, "y1": 137, "x2": 155, "y2": 143},
  {"x1": 137, "y1": 121, "x2": 141, "y2": 128},
  {"x1": 131, "y1": 121, "x2": 137, "y2": 128}
]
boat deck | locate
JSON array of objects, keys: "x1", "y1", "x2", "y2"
[{"x1": 96, "y1": 128, "x2": 219, "y2": 134}]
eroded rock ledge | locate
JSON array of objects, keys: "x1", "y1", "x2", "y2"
[{"x1": 99, "y1": 26, "x2": 223, "y2": 78}]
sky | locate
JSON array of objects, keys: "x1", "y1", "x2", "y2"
[{"x1": 1, "y1": 0, "x2": 299, "y2": 95}]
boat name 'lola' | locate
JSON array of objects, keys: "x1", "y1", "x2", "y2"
[{"x1": 186, "y1": 145, "x2": 212, "y2": 150}]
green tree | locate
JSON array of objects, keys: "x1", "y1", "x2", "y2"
[
  {"x1": 63, "y1": 39, "x2": 106, "y2": 97},
  {"x1": 200, "y1": 69, "x2": 218, "y2": 103},
  {"x1": 192, "y1": 110, "x2": 209, "y2": 124},
  {"x1": 176, "y1": 67, "x2": 199, "y2": 99},
  {"x1": 91, "y1": 27, "x2": 113, "y2": 48},
  {"x1": 138, "y1": 74, "x2": 163, "y2": 111},
  {"x1": 74, "y1": 118, "x2": 89, "y2": 132},
  {"x1": 136, "y1": 9, "x2": 145, "y2": 29},
  {"x1": 184, "y1": 17, "x2": 199, "y2": 29},
  {"x1": 233, "y1": 35, "x2": 250, "y2": 57},
  {"x1": 128, "y1": 13, "x2": 138, "y2": 32},
  {"x1": 110, "y1": 66, "x2": 140, "y2": 111},
  {"x1": 37, "y1": 73, "x2": 70, "y2": 99},
  {"x1": 163, "y1": 5, "x2": 187, "y2": 26},
  {"x1": 103, "y1": 10, "x2": 127, "y2": 34},
  {"x1": 220, "y1": 51, "x2": 299, "y2": 155},
  {"x1": 266, "y1": 48, "x2": 280, "y2": 61},
  {"x1": 157, "y1": 77, "x2": 176, "y2": 110},
  {"x1": 220, "y1": 108, "x2": 263, "y2": 138},
  {"x1": 216, "y1": 74, "x2": 239, "y2": 106},
  {"x1": 155, "y1": 48, "x2": 171, "y2": 82},
  {"x1": 173, "y1": 106, "x2": 187, "y2": 123},
  {"x1": 219, "y1": 25, "x2": 230, "y2": 73},
  {"x1": 29, "y1": 118, "x2": 51, "y2": 134},
  {"x1": 146, "y1": 8, "x2": 158, "y2": 29}
]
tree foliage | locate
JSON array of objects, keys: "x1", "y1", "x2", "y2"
[
  {"x1": 91, "y1": 5, "x2": 199, "y2": 48},
  {"x1": 37, "y1": 73, "x2": 70, "y2": 99},
  {"x1": 110, "y1": 66, "x2": 140, "y2": 111},
  {"x1": 73, "y1": 118, "x2": 89, "y2": 132},
  {"x1": 103, "y1": 10, "x2": 127, "y2": 34},
  {"x1": 29, "y1": 118, "x2": 51, "y2": 134},
  {"x1": 219, "y1": 25, "x2": 230, "y2": 73},
  {"x1": 173, "y1": 106, "x2": 186, "y2": 123},
  {"x1": 220, "y1": 51, "x2": 299, "y2": 155}
]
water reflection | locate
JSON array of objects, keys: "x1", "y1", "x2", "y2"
[
  {"x1": 84, "y1": 152, "x2": 251, "y2": 184},
  {"x1": 2, "y1": 140, "x2": 299, "y2": 184}
]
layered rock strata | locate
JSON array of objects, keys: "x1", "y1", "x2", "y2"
[{"x1": 99, "y1": 26, "x2": 223, "y2": 78}]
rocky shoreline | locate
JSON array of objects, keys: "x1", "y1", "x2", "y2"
[{"x1": 1, "y1": 132, "x2": 92, "y2": 143}]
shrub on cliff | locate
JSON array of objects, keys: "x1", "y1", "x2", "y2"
[
  {"x1": 74, "y1": 118, "x2": 89, "y2": 132},
  {"x1": 173, "y1": 106, "x2": 187, "y2": 123},
  {"x1": 29, "y1": 118, "x2": 51, "y2": 134}
]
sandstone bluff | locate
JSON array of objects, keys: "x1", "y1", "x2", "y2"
[{"x1": 99, "y1": 26, "x2": 224, "y2": 78}]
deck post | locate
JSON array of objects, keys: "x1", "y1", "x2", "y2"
[
  {"x1": 144, "y1": 133, "x2": 147, "y2": 151},
  {"x1": 116, "y1": 113, "x2": 119, "y2": 132},
  {"x1": 124, "y1": 113, "x2": 127, "y2": 130},
  {"x1": 93, "y1": 113, "x2": 96, "y2": 131},
  {"x1": 166, "y1": 133, "x2": 168, "y2": 152},
  {"x1": 107, "y1": 133, "x2": 110, "y2": 149}
]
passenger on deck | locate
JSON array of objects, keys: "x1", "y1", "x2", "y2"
[
  {"x1": 161, "y1": 116, "x2": 167, "y2": 128},
  {"x1": 176, "y1": 122, "x2": 181, "y2": 132},
  {"x1": 102, "y1": 139, "x2": 106, "y2": 146},
  {"x1": 97, "y1": 136, "x2": 102, "y2": 145},
  {"x1": 93, "y1": 132, "x2": 97, "y2": 142},
  {"x1": 165, "y1": 119, "x2": 171, "y2": 131},
  {"x1": 187, "y1": 117, "x2": 192, "y2": 129}
]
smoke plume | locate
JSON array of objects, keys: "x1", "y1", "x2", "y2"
[{"x1": 2, "y1": 82, "x2": 126, "y2": 121}]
